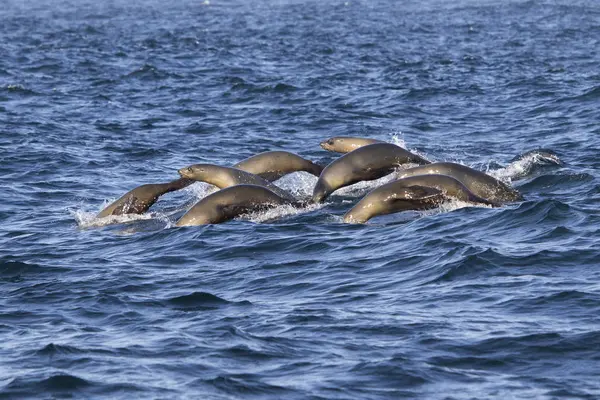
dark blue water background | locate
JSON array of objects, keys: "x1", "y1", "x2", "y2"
[{"x1": 2, "y1": 0, "x2": 600, "y2": 398}]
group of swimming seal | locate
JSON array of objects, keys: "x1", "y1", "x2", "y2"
[{"x1": 97, "y1": 137, "x2": 524, "y2": 226}]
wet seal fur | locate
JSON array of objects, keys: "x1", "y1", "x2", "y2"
[
  {"x1": 176, "y1": 184, "x2": 294, "y2": 226},
  {"x1": 178, "y1": 164, "x2": 295, "y2": 201},
  {"x1": 97, "y1": 178, "x2": 194, "y2": 218},
  {"x1": 320, "y1": 136, "x2": 384, "y2": 153},
  {"x1": 396, "y1": 162, "x2": 523, "y2": 203},
  {"x1": 343, "y1": 174, "x2": 497, "y2": 223},
  {"x1": 233, "y1": 151, "x2": 323, "y2": 182},
  {"x1": 312, "y1": 143, "x2": 430, "y2": 203}
]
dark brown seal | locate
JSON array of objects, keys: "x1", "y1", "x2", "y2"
[{"x1": 97, "y1": 178, "x2": 194, "y2": 218}]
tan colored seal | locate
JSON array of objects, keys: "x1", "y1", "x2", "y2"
[
  {"x1": 233, "y1": 151, "x2": 323, "y2": 181},
  {"x1": 320, "y1": 137, "x2": 384, "y2": 153},
  {"x1": 343, "y1": 174, "x2": 497, "y2": 223},
  {"x1": 178, "y1": 163, "x2": 295, "y2": 201},
  {"x1": 396, "y1": 162, "x2": 523, "y2": 203},
  {"x1": 176, "y1": 185, "x2": 293, "y2": 226},
  {"x1": 312, "y1": 143, "x2": 430, "y2": 203}
]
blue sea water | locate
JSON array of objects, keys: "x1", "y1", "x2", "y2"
[{"x1": 1, "y1": 0, "x2": 600, "y2": 398}]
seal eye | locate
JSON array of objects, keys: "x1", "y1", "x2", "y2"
[
  {"x1": 187, "y1": 167, "x2": 193, "y2": 173},
  {"x1": 327, "y1": 140, "x2": 334, "y2": 145}
]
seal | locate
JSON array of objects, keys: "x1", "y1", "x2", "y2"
[
  {"x1": 343, "y1": 174, "x2": 497, "y2": 223},
  {"x1": 97, "y1": 178, "x2": 194, "y2": 218},
  {"x1": 509, "y1": 149, "x2": 562, "y2": 165},
  {"x1": 312, "y1": 143, "x2": 430, "y2": 203},
  {"x1": 176, "y1": 184, "x2": 293, "y2": 226},
  {"x1": 320, "y1": 136, "x2": 384, "y2": 153},
  {"x1": 178, "y1": 163, "x2": 295, "y2": 201},
  {"x1": 233, "y1": 151, "x2": 323, "y2": 181},
  {"x1": 396, "y1": 162, "x2": 523, "y2": 203},
  {"x1": 505, "y1": 149, "x2": 563, "y2": 180}
]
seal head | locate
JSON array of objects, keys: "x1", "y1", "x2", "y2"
[{"x1": 320, "y1": 137, "x2": 384, "y2": 153}]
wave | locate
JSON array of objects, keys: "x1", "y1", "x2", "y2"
[
  {"x1": 165, "y1": 291, "x2": 251, "y2": 310},
  {"x1": 123, "y1": 64, "x2": 182, "y2": 81},
  {"x1": 33, "y1": 343, "x2": 86, "y2": 356},
  {"x1": 1, "y1": 373, "x2": 154, "y2": 397},
  {"x1": 4, "y1": 84, "x2": 39, "y2": 96}
]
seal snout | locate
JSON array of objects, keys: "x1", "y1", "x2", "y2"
[
  {"x1": 178, "y1": 166, "x2": 194, "y2": 178},
  {"x1": 312, "y1": 181, "x2": 330, "y2": 203},
  {"x1": 320, "y1": 139, "x2": 335, "y2": 151}
]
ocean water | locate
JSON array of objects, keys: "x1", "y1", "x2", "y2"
[{"x1": 2, "y1": 0, "x2": 600, "y2": 398}]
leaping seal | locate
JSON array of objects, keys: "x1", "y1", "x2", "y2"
[
  {"x1": 312, "y1": 143, "x2": 430, "y2": 203},
  {"x1": 396, "y1": 162, "x2": 523, "y2": 203},
  {"x1": 176, "y1": 184, "x2": 293, "y2": 226},
  {"x1": 178, "y1": 164, "x2": 295, "y2": 201},
  {"x1": 320, "y1": 136, "x2": 383, "y2": 153},
  {"x1": 97, "y1": 178, "x2": 194, "y2": 218},
  {"x1": 233, "y1": 151, "x2": 323, "y2": 181},
  {"x1": 343, "y1": 174, "x2": 497, "y2": 223}
]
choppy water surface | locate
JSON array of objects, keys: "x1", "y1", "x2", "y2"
[{"x1": 2, "y1": 0, "x2": 600, "y2": 398}]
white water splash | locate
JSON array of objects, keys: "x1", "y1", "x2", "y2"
[
  {"x1": 274, "y1": 171, "x2": 318, "y2": 199},
  {"x1": 389, "y1": 131, "x2": 432, "y2": 163},
  {"x1": 70, "y1": 188, "x2": 196, "y2": 229},
  {"x1": 487, "y1": 150, "x2": 562, "y2": 182},
  {"x1": 389, "y1": 131, "x2": 407, "y2": 148},
  {"x1": 71, "y1": 208, "x2": 156, "y2": 229},
  {"x1": 187, "y1": 181, "x2": 216, "y2": 200}
]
